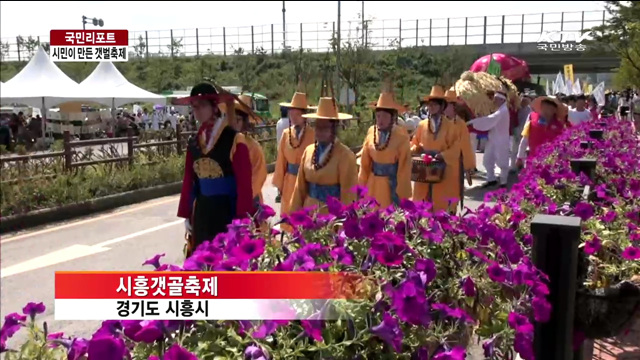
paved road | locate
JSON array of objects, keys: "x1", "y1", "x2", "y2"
[{"x1": 0, "y1": 153, "x2": 517, "y2": 353}]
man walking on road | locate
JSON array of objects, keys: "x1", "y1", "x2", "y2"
[{"x1": 467, "y1": 91, "x2": 511, "y2": 189}]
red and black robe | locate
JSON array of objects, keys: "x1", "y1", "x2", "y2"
[{"x1": 177, "y1": 120, "x2": 254, "y2": 248}]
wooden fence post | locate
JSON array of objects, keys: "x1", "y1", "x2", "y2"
[
  {"x1": 63, "y1": 130, "x2": 72, "y2": 171},
  {"x1": 531, "y1": 214, "x2": 582, "y2": 360},
  {"x1": 127, "y1": 128, "x2": 134, "y2": 167},
  {"x1": 176, "y1": 123, "x2": 183, "y2": 155}
]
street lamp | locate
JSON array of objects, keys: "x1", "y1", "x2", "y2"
[{"x1": 82, "y1": 16, "x2": 104, "y2": 30}]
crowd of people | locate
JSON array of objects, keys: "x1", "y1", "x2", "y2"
[
  {"x1": 174, "y1": 79, "x2": 640, "y2": 255},
  {"x1": 0, "y1": 111, "x2": 43, "y2": 151}
]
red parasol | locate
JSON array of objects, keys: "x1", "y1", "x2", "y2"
[{"x1": 469, "y1": 53, "x2": 531, "y2": 82}]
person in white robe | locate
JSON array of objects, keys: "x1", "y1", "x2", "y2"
[{"x1": 467, "y1": 92, "x2": 510, "y2": 188}]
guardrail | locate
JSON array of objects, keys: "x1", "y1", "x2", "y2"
[{"x1": 0, "y1": 10, "x2": 610, "y2": 61}]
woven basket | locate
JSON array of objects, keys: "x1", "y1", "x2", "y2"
[{"x1": 411, "y1": 156, "x2": 446, "y2": 183}]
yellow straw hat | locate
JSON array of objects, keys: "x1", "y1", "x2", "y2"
[
  {"x1": 279, "y1": 92, "x2": 314, "y2": 110},
  {"x1": 445, "y1": 87, "x2": 458, "y2": 103},
  {"x1": 422, "y1": 85, "x2": 448, "y2": 102},
  {"x1": 370, "y1": 92, "x2": 405, "y2": 112},
  {"x1": 302, "y1": 97, "x2": 353, "y2": 121},
  {"x1": 531, "y1": 95, "x2": 568, "y2": 120},
  {"x1": 220, "y1": 94, "x2": 259, "y2": 124}
]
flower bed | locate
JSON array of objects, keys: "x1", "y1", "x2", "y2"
[{"x1": 1, "y1": 119, "x2": 638, "y2": 360}]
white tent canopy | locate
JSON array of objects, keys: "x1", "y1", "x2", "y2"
[
  {"x1": 0, "y1": 47, "x2": 95, "y2": 108},
  {"x1": 79, "y1": 61, "x2": 165, "y2": 108}
]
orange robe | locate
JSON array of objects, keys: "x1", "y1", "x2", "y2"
[
  {"x1": 410, "y1": 117, "x2": 461, "y2": 212},
  {"x1": 246, "y1": 136, "x2": 267, "y2": 203},
  {"x1": 454, "y1": 118, "x2": 476, "y2": 171},
  {"x1": 358, "y1": 125, "x2": 412, "y2": 208},
  {"x1": 290, "y1": 140, "x2": 358, "y2": 214},
  {"x1": 272, "y1": 125, "x2": 315, "y2": 215}
]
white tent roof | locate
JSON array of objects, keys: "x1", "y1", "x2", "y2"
[
  {"x1": 0, "y1": 47, "x2": 94, "y2": 108},
  {"x1": 79, "y1": 62, "x2": 165, "y2": 108}
]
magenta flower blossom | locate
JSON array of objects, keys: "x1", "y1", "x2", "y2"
[
  {"x1": 386, "y1": 279, "x2": 430, "y2": 326},
  {"x1": 256, "y1": 203, "x2": 276, "y2": 222},
  {"x1": 514, "y1": 331, "x2": 535, "y2": 360},
  {"x1": 432, "y1": 346, "x2": 466, "y2": 360},
  {"x1": 330, "y1": 246, "x2": 354, "y2": 266},
  {"x1": 460, "y1": 276, "x2": 476, "y2": 297},
  {"x1": 326, "y1": 196, "x2": 345, "y2": 217},
  {"x1": 415, "y1": 258, "x2": 437, "y2": 286},
  {"x1": 601, "y1": 210, "x2": 617, "y2": 223},
  {"x1": 301, "y1": 320, "x2": 324, "y2": 342},
  {"x1": 21, "y1": 302, "x2": 45, "y2": 320},
  {"x1": 1, "y1": 313, "x2": 26, "y2": 339},
  {"x1": 574, "y1": 202, "x2": 594, "y2": 221},
  {"x1": 507, "y1": 312, "x2": 534, "y2": 334},
  {"x1": 487, "y1": 262, "x2": 507, "y2": 283},
  {"x1": 621, "y1": 246, "x2": 640, "y2": 260},
  {"x1": 130, "y1": 320, "x2": 164, "y2": 343},
  {"x1": 371, "y1": 313, "x2": 403, "y2": 352},
  {"x1": 343, "y1": 217, "x2": 363, "y2": 239},
  {"x1": 482, "y1": 337, "x2": 496, "y2": 357},
  {"x1": 370, "y1": 232, "x2": 409, "y2": 267},
  {"x1": 532, "y1": 296, "x2": 552, "y2": 322},
  {"x1": 67, "y1": 338, "x2": 89, "y2": 360},
  {"x1": 245, "y1": 344, "x2": 270, "y2": 360},
  {"x1": 87, "y1": 335, "x2": 128, "y2": 360},
  {"x1": 232, "y1": 237, "x2": 266, "y2": 261},
  {"x1": 163, "y1": 343, "x2": 199, "y2": 360},
  {"x1": 360, "y1": 212, "x2": 385, "y2": 238},
  {"x1": 584, "y1": 236, "x2": 601, "y2": 255},
  {"x1": 142, "y1": 253, "x2": 165, "y2": 269},
  {"x1": 286, "y1": 211, "x2": 314, "y2": 228}
]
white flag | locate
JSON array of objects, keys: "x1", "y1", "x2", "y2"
[
  {"x1": 565, "y1": 79, "x2": 573, "y2": 95},
  {"x1": 552, "y1": 71, "x2": 565, "y2": 95},
  {"x1": 592, "y1": 82, "x2": 605, "y2": 106},
  {"x1": 572, "y1": 78, "x2": 582, "y2": 95},
  {"x1": 546, "y1": 79, "x2": 551, "y2": 96}
]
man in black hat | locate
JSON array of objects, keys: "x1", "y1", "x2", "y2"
[{"x1": 175, "y1": 83, "x2": 255, "y2": 257}]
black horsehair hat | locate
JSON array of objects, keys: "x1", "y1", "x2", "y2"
[{"x1": 173, "y1": 82, "x2": 232, "y2": 106}]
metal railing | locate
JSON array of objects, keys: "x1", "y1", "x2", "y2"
[{"x1": 0, "y1": 10, "x2": 609, "y2": 61}]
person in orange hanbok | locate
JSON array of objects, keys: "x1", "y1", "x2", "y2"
[
  {"x1": 290, "y1": 97, "x2": 359, "y2": 214},
  {"x1": 272, "y1": 92, "x2": 316, "y2": 216},
  {"x1": 444, "y1": 87, "x2": 475, "y2": 211},
  {"x1": 357, "y1": 93, "x2": 408, "y2": 158},
  {"x1": 230, "y1": 95, "x2": 268, "y2": 208},
  {"x1": 411, "y1": 85, "x2": 462, "y2": 213},
  {"x1": 358, "y1": 92, "x2": 412, "y2": 208}
]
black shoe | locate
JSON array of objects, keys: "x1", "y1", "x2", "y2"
[{"x1": 481, "y1": 180, "x2": 498, "y2": 189}]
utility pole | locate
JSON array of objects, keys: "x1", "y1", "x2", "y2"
[
  {"x1": 361, "y1": 1, "x2": 365, "y2": 44},
  {"x1": 282, "y1": 1, "x2": 286, "y2": 50},
  {"x1": 336, "y1": 1, "x2": 341, "y2": 104}
]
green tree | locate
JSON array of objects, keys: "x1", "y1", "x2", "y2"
[
  {"x1": 134, "y1": 35, "x2": 146, "y2": 58},
  {"x1": 331, "y1": 21, "x2": 372, "y2": 107},
  {"x1": 167, "y1": 37, "x2": 183, "y2": 57},
  {"x1": 588, "y1": 1, "x2": 640, "y2": 87},
  {"x1": 24, "y1": 36, "x2": 39, "y2": 58},
  {"x1": 0, "y1": 42, "x2": 9, "y2": 61}
]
